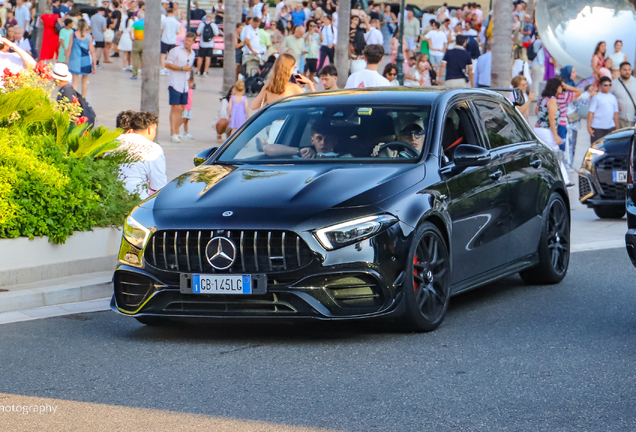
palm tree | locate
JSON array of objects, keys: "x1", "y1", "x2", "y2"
[
  {"x1": 491, "y1": 0, "x2": 513, "y2": 88},
  {"x1": 335, "y1": 2, "x2": 351, "y2": 89},
  {"x1": 222, "y1": 0, "x2": 238, "y2": 93},
  {"x1": 140, "y1": 0, "x2": 161, "y2": 115}
]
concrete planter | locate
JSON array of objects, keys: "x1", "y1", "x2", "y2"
[{"x1": 0, "y1": 228, "x2": 121, "y2": 287}]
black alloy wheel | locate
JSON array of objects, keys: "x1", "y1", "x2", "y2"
[
  {"x1": 520, "y1": 192, "x2": 570, "y2": 284},
  {"x1": 400, "y1": 222, "x2": 451, "y2": 332}
]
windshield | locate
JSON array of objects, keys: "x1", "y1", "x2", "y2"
[{"x1": 217, "y1": 104, "x2": 432, "y2": 164}]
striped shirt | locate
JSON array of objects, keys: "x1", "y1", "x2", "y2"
[{"x1": 557, "y1": 91, "x2": 574, "y2": 126}]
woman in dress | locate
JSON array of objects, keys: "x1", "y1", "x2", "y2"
[
  {"x1": 250, "y1": 53, "x2": 315, "y2": 110},
  {"x1": 608, "y1": 40, "x2": 628, "y2": 80},
  {"x1": 117, "y1": 11, "x2": 133, "y2": 71},
  {"x1": 349, "y1": 16, "x2": 366, "y2": 74},
  {"x1": 381, "y1": 4, "x2": 396, "y2": 53},
  {"x1": 534, "y1": 78, "x2": 570, "y2": 184},
  {"x1": 66, "y1": 18, "x2": 95, "y2": 97},
  {"x1": 39, "y1": 6, "x2": 60, "y2": 62},
  {"x1": 591, "y1": 41, "x2": 606, "y2": 83}
]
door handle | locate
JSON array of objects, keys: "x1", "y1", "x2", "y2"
[
  {"x1": 530, "y1": 159, "x2": 542, "y2": 169},
  {"x1": 489, "y1": 170, "x2": 503, "y2": 181}
]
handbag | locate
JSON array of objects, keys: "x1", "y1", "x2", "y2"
[
  {"x1": 104, "y1": 28, "x2": 114, "y2": 43},
  {"x1": 567, "y1": 112, "x2": 580, "y2": 123}
]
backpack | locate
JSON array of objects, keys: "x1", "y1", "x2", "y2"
[
  {"x1": 202, "y1": 22, "x2": 215, "y2": 43},
  {"x1": 527, "y1": 41, "x2": 538, "y2": 61}
]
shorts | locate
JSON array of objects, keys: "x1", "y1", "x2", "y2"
[
  {"x1": 168, "y1": 86, "x2": 189, "y2": 106},
  {"x1": 405, "y1": 38, "x2": 417, "y2": 51},
  {"x1": 557, "y1": 124, "x2": 567, "y2": 151},
  {"x1": 429, "y1": 51, "x2": 444, "y2": 66},
  {"x1": 95, "y1": 41, "x2": 105, "y2": 48},
  {"x1": 235, "y1": 49, "x2": 243, "y2": 65},
  {"x1": 182, "y1": 110, "x2": 192, "y2": 119},
  {"x1": 305, "y1": 58, "x2": 317, "y2": 73},
  {"x1": 161, "y1": 42, "x2": 175, "y2": 54},
  {"x1": 198, "y1": 47, "x2": 213, "y2": 58}
]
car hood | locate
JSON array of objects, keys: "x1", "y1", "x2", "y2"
[
  {"x1": 147, "y1": 163, "x2": 425, "y2": 227},
  {"x1": 599, "y1": 127, "x2": 634, "y2": 155}
]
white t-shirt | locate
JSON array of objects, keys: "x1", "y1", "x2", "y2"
[
  {"x1": 463, "y1": 29, "x2": 478, "y2": 36},
  {"x1": 197, "y1": 21, "x2": 219, "y2": 48},
  {"x1": 425, "y1": 30, "x2": 447, "y2": 52},
  {"x1": 16, "y1": 38, "x2": 31, "y2": 53},
  {"x1": 275, "y1": 1, "x2": 285, "y2": 20},
  {"x1": 345, "y1": 69, "x2": 391, "y2": 89},
  {"x1": 364, "y1": 27, "x2": 383, "y2": 46},
  {"x1": 242, "y1": 25, "x2": 262, "y2": 55},
  {"x1": 115, "y1": 134, "x2": 167, "y2": 199},
  {"x1": 0, "y1": 52, "x2": 24, "y2": 79},
  {"x1": 589, "y1": 92, "x2": 619, "y2": 129},
  {"x1": 253, "y1": 3, "x2": 264, "y2": 18},
  {"x1": 161, "y1": 16, "x2": 181, "y2": 45}
]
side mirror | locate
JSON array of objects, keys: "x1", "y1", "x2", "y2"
[
  {"x1": 193, "y1": 147, "x2": 217, "y2": 167},
  {"x1": 512, "y1": 88, "x2": 526, "y2": 107},
  {"x1": 453, "y1": 144, "x2": 492, "y2": 167}
]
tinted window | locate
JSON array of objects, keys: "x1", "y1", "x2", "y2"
[
  {"x1": 473, "y1": 100, "x2": 526, "y2": 149},
  {"x1": 441, "y1": 103, "x2": 481, "y2": 163},
  {"x1": 502, "y1": 103, "x2": 535, "y2": 142}
]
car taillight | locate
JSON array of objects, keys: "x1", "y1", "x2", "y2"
[{"x1": 629, "y1": 136, "x2": 635, "y2": 187}]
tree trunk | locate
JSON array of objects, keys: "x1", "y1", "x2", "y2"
[
  {"x1": 140, "y1": 0, "x2": 161, "y2": 116},
  {"x1": 335, "y1": 2, "x2": 351, "y2": 89},
  {"x1": 34, "y1": 0, "x2": 47, "y2": 56},
  {"x1": 491, "y1": 0, "x2": 513, "y2": 88},
  {"x1": 248, "y1": 0, "x2": 255, "y2": 17},
  {"x1": 222, "y1": 0, "x2": 238, "y2": 94},
  {"x1": 526, "y1": 0, "x2": 535, "y2": 21}
]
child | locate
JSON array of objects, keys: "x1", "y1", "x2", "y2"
[
  {"x1": 58, "y1": 19, "x2": 74, "y2": 64},
  {"x1": 227, "y1": 79, "x2": 248, "y2": 135},
  {"x1": 181, "y1": 77, "x2": 194, "y2": 140},
  {"x1": 215, "y1": 86, "x2": 233, "y2": 143}
]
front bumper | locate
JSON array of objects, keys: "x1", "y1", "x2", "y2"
[
  {"x1": 111, "y1": 226, "x2": 411, "y2": 321},
  {"x1": 626, "y1": 229, "x2": 636, "y2": 268},
  {"x1": 579, "y1": 154, "x2": 628, "y2": 207}
]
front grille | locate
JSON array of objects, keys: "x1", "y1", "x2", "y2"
[
  {"x1": 598, "y1": 182, "x2": 627, "y2": 200},
  {"x1": 164, "y1": 292, "x2": 297, "y2": 314},
  {"x1": 578, "y1": 176, "x2": 593, "y2": 199},
  {"x1": 597, "y1": 156, "x2": 628, "y2": 171},
  {"x1": 145, "y1": 230, "x2": 314, "y2": 274}
]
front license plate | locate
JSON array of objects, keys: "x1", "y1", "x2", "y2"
[
  {"x1": 613, "y1": 170, "x2": 628, "y2": 183},
  {"x1": 180, "y1": 274, "x2": 267, "y2": 295}
]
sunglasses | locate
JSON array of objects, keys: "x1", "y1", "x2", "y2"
[
  {"x1": 603, "y1": 83, "x2": 612, "y2": 87},
  {"x1": 401, "y1": 129, "x2": 425, "y2": 137},
  {"x1": 310, "y1": 24, "x2": 317, "y2": 27},
  {"x1": 387, "y1": 72, "x2": 397, "y2": 76}
]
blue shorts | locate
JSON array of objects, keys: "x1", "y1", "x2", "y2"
[
  {"x1": 168, "y1": 86, "x2": 188, "y2": 106},
  {"x1": 557, "y1": 124, "x2": 567, "y2": 151}
]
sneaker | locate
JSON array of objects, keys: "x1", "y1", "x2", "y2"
[
  {"x1": 170, "y1": 134, "x2": 181, "y2": 143},
  {"x1": 195, "y1": 71, "x2": 201, "y2": 75},
  {"x1": 130, "y1": 76, "x2": 137, "y2": 80},
  {"x1": 126, "y1": 66, "x2": 133, "y2": 71},
  {"x1": 160, "y1": 69, "x2": 169, "y2": 75},
  {"x1": 181, "y1": 132, "x2": 194, "y2": 140},
  {"x1": 201, "y1": 72, "x2": 208, "y2": 77},
  {"x1": 96, "y1": 65, "x2": 103, "y2": 70},
  {"x1": 111, "y1": 52, "x2": 120, "y2": 58},
  {"x1": 138, "y1": 69, "x2": 142, "y2": 74}
]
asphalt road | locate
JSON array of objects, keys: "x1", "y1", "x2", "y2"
[{"x1": 1, "y1": 248, "x2": 636, "y2": 431}]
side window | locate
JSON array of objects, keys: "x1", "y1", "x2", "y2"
[
  {"x1": 473, "y1": 100, "x2": 526, "y2": 149},
  {"x1": 441, "y1": 103, "x2": 481, "y2": 163},
  {"x1": 502, "y1": 103, "x2": 535, "y2": 142}
]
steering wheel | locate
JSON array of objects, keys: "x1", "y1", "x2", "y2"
[{"x1": 374, "y1": 141, "x2": 420, "y2": 158}]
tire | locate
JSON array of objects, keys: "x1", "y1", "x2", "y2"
[
  {"x1": 398, "y1": 222, "x2": 452, "y2": 332},
  {"x1": 593, "y1": 206, "x2": 626, "y2": 219},
  {"x1": 520, "y1": 192, "x2": 570, "y2": 284},
  {"x1": 135, "y1": 316, "x2": 168, "y2": 326}
]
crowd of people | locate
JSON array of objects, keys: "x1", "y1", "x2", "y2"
[{"x1": 2, "y1": 0, "x2": 636, "y2": 191}]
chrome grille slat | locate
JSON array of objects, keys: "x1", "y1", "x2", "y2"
[
  {"x1": 185, "y1": 231, "x2": 191, "y2": 272},
  {"x1": 282, "y1": 232, "x2": 287, "y2": 271},
  {"x1": 267, "y1": 232, "x2": 273, "y2": 271},
  {"x1": 147, "y1": 230, "x2": 312, "y2": 274}
]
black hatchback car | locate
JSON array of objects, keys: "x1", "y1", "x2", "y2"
[
  {"x1": 579, "y1": 128, "x2": 633, "y2": 219},
  {"x1": 625, "y1": 131, "x2": 636, "y2": 266},
  {"x1": 112, "y1": 88, "x2": 571, "y2": 332}
]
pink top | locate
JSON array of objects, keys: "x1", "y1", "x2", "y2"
[{"x1": 185, "y1": 88, "x2": 193, "y2": 111}]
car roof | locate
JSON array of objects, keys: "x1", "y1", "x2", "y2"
[{"x1": 271, "y1": 87, "x2": 509, "y2": 108}]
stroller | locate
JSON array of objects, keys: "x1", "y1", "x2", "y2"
[{"x1": 240, "y1": 55, "x2": 275, "y2": 97}]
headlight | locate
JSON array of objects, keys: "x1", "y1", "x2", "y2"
[
  {"x1": 123, "y1": 215, "x2": 151, "y2": 249},
  {"x1": 584, "y1": 146, "x2": 605, "y2": 162},
  {"x1": 314, "y1": 215, "x2": 398, "y2": 250}
]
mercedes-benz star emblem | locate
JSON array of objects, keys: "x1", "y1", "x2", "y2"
[
  {"x1": 222, "y1": 211, "x2": 233, "y2": 217},
  {"x1": 205, "y1": 237, "x2": 236, "y2": 270}
]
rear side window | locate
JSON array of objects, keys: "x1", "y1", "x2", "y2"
[{"x1": 473, "y1": 100, "x2": 527, "y2": 149}]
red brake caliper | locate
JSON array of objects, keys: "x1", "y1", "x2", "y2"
[{"x1": 413, "y1": 256, "x2": 419, "y2": 291}]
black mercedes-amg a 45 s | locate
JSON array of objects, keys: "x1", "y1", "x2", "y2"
[{"x1": 112, "y1": 88, "x2": 571, "y2": 332}]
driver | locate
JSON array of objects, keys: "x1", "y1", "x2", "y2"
[
  {"x1": 372, "y1": 115, "x2": 426, "y2": 157},
  {"x1": 264, "y1": 120, "x2": 349, "y2": 159}
]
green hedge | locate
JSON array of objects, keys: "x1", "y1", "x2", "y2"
[{"x1": 0, "y1": 86, "x2": 140, "y2": 244}]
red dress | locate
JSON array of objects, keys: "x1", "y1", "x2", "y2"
[{"x1": 39, "y1": 14, "x2": 60, "y2": 60}]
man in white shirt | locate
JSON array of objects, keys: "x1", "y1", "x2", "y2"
[
  {"x1": 274, "y1": 0, "x2": 285, "y2": 21},
  {"x1": 242, "y1": 17, "x2": 264, "y2": 59},
  {"x1": 588, "y1": 76, "x2": 620, "y2": 144},
  {"x1": 425, "y1": 21, "x2": 447, "y2": 73},
  {"x1": 0, "y1": 36, "x2": 35, "y2": 78},
  {"x1": 253, "y1": 0, "x2": 264, "y2": 19},
  {"x1": 196, "y1": 14, "x2": 219, "y2": 76},
  {"x1": 165, "y1": 33, "x2": 196, "y2": 143},
  {"x1": 12, "y1": 26, "x2": 31, "y2": 56},
  {"x1": 14, "y1": 0, "x2": 30, "y2": 34},
  {"x1": 364, "y1": 18, "x2": 383, "y2": 46},
  {"x1": 160, "y1": 8, "x2": 180, "y2": 75},
  {"x1": 611, "y1": 61, "x2": 636, "y2": 129},
  {"x1": 345, "y1": 44, "x2": 391, "y2": 88},
  {"x1": 115, "y1": 111, "x2": 167, "y2": 199},
  {"x1": 318, "y1": 14, "x2": 337, "y2": 71}
]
